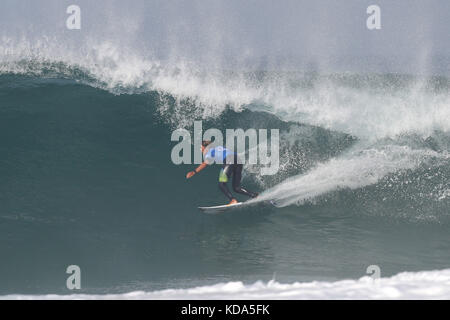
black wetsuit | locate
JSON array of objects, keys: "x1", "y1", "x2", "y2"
[{"x1": 218, "y1": 154, "x2": 258, "y2": 201}]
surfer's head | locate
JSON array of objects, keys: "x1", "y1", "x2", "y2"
[{"x1": 201, "y1": 140, "x2": 212, "y2": 153}]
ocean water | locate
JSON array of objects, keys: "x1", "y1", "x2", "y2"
[
  {"x1": 4, "y1": 269, "x2": 450, "y2": 300},
  {"x1": 0, "y1": 59, "x2": 449, "y2": 296},
  {"x1": 1, "y1": 0, "x2": 450, "y2": 299}
]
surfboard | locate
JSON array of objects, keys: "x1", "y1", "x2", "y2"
[
  {"x1": 198, "y1": 202, "x2": 246, "y2": 214},
  {"x1": 198, "y1": 200, "x2": 278, "y2": 214}
]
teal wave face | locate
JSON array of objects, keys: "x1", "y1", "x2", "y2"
[{"x1": 0, "y1": 73, "x2": 449, "y2": 295}]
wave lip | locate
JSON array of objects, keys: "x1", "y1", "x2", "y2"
[
  {"x1": 2, "y1": 38, "x2": 450, "y2": 139},
  {"x1": 2, "y1": 269, "x2": 450, "y2": 300}
]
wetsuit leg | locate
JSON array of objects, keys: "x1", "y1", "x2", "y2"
[
  {"x1": 218, "y1": 164, "x2": 234, "y2": 201},
  {"x1": 232, "y1": 164, "x2": 258, "y2": 198}
]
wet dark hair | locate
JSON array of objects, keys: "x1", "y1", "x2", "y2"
[{"x1": 202, "y1": 140, "x2": 212, "y2": 147}]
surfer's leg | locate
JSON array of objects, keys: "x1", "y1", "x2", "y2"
[
  {"x1": 218, "y1": 165, "x2": 234, "y2": 201},
  {"x1": 232, "y1": 164, "x2": 258, "y2": 198}
]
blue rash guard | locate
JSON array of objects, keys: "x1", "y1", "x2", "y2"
[{"x1": 204, "y1": 146, "x2": 236, "y2": 165}]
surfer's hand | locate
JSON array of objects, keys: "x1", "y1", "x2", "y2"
[{"x1": 186, "y1": 171, "x2": 196, "y2": 179}]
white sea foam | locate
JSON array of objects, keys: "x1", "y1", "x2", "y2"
[
  {"x1": 3, "y1": 269, "x2": 450, "y2": 300},
  {"x1": 253, "y1": 145, "x2": 449, "y2": 207},
  {"x1": 1, "y1": 38, "x2": 449, "y2": 139}
]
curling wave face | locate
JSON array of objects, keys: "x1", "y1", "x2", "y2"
[{"x1": 0, "y1": 39, "x2": 449, "y2": 294}]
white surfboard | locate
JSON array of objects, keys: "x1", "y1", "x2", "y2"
[
  {"x1": 198, "y1": 200, "x2": 278, "y2": 214},
  {"x1": 198, "y1": 202, "x2": 246, "y2": 214}
]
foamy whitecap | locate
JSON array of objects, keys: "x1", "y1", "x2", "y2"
[{"x1": 2, "y1": 268, "x2": 450, "y2": 299}]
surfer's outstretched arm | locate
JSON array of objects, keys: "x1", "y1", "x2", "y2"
[{"x1": 186, "y1": 162, "x2": 207, "y2": 179}]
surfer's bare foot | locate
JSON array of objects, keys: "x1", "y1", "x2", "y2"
[{"x1": 228, "y1": 199, "x2": 238, "y2": 205}]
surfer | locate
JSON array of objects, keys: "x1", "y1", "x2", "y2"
[{"x1": 186, "y1": 140, "x2": 258, "y2": 205}]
